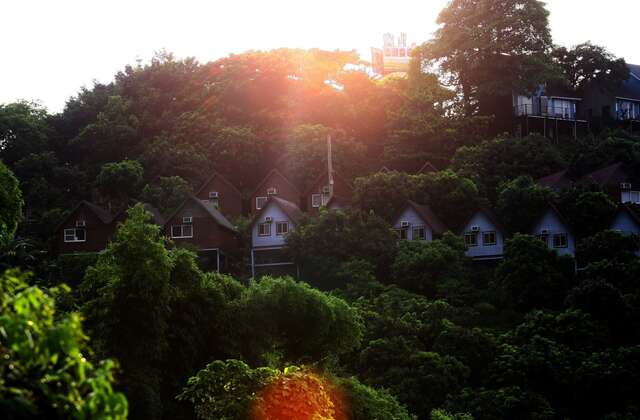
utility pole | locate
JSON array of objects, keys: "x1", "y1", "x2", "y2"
[{"x1": 327, "y1": 134, "x2": 334, "y2": 197}]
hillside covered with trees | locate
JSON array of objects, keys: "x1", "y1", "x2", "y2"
[{"x1": 2, "y1": 0, "x2": 640, "y2": 419}]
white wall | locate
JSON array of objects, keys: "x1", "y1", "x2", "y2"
[
  {"x1": 611, "y1": 211, "x2": 640, "y2": 235},
  {"x1": 251, "y1": 202, "x2": 294, "y2": 248},
  {"x1": 531, "y1": 210, "x2": 575, "y2": 257},
  {"x1": 462, "y1": 212, "x2": 504, "y2": 259},
  {"x1": 393, "y1": 207, "x2": 434, "y2": 241}
]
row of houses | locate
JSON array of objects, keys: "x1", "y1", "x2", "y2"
[
  {"x1": 514, "y1": 63, "x2": 640, "y2": 138},
  {"x1": 55, "y1": 156, "x2": 640, "y2": 276}
]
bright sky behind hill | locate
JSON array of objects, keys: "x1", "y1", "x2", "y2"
[{"x1": 2, "y1": 0, "x2": 639, "y2": 113}]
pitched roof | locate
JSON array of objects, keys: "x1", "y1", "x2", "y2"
[
  {"x1": 54, "y1": 200, "x2": 113, "y2": 233},
  {"x1": 461, "y1": 208, "x2": 505, "y2": 234},
  {"x1": 615, "y1": 203, "x2": 640, "y2": 227},
  {"x1": 417, "y1": 161, "x2": 438, "y2": 174},
  {"x1": 251, "y1": 168, "x2": 300, "y2": 197},
  {"x1": 164, "y1": 195, "x2": 237, "y2": 233},
  {"x1": 537, "y1": 170, "x2": 571, "y2": 189},
  {"x1": 303, "y1": 170, "x2": 353, "y2": 195},
  {"x1": 532, "y1": 204, "x2": 575, "y2": 234},
  {"x1": 194, "y1": 170, "x2": 242, "y2": 197},
  {"x1": 617, "y1": 64, "x2": 640, "y2": 101},
  {"x1": 582, "y1": 162, "x2": 626, "y2": 186},
  {"x1": 83, "y1": 201, "x2": 114, "y2": 224},
  {"x1": 397, "y1": 201, "x2": 447, "y2": 235},
  {"x1": 251, "y1": 196, "x2": 304, "y2": 226}
]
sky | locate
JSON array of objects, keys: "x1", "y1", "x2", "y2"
[{"x1": 1, "y1": 0, "x2": 639, "y2": 113}]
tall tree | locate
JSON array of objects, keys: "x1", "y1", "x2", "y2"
[
  {"x1": 82, "y1": 204, "x2": 172, "y2": 419},
  {"x1": 552, "y1": 42, "x2": 629, "y2": 93},
  {"x1": 423, "y1": 0, "x2": 555, "y2": 120}
]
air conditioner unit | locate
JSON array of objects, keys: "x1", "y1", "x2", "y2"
[
  {"x1": 183, "y1": 216, "x2": 193, "y2": 224},
  {"x1": 209, "y1": 191, "x2": 219, "y2": 199},
  {"x1": 267, "y1": 187, "x2": 278, "y2": 195},
  {"x1": 76, "y1": 220, "x2": 86, "y2": 227},
  {"x1": 265, "y1": 216, "x2": 273, "y2": 223},
  {"x1": 470, "y1": 226, "x2": 480, "y2": 232},
  {"x1": 540, "y1": 229, "x2": 549, "y2": 235},
  {"x1": 621, "y1": 182, "x2": 632, "y2": 190},
  {"x1": 400, "y1": 221, "x2": 410, "y2": 228},
  {"x1": 322, "y1": 185, "x2": 331, "y2": 194}
]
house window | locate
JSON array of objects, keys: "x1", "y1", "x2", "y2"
[
  {"x1": 311, "y1": 194, "x2": 322, "y2": 208},
  {"x1": 482, "y1": 231, "x2": 496, "y2": 246},
  {"x1": 537, "y1": 234, "x2": 549, "y2": 245},
  {"x1": 464, "y1": 232, "x2": 478, "y2": 247},
  {"x1": 267, "y1": 187, "x2": 278, "y2": 196},
  {"x1": 64, "y1": 228, "x2": 86, "y2": 242},
  {"x1": 553, "y1": 233, "x2": 568, "y2": 248},
  {"x1": 256, "y1": 196, "x2": 267, "y2": 210},
  {"x1": 171, "y1": 224, "x2": 193, "y2": 238},
  {"x1": 276, "y1": 221, "x2": 289, "y2": 235},
  {"x1": 413, "y1": 226, "x2": 426, "y2": 241},
  {"x1": 258, "y1": 222, "x2": 271, "y2": 236},
  {"x1": 621, "y1": 190, "x2": 640, "y2": 204},
  {"x1": 396, "y1": 228, "x2": 409, "y2": 240}
]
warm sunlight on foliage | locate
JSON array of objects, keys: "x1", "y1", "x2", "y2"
[{"x1": 251, "y1": 368, "x2": 347, "y2": 420}]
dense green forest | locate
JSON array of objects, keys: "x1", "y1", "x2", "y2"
[{"x1": 3, "y1": 0, "x2": 640, "y2": 419}]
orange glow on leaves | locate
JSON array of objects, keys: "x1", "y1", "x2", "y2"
[{"x1": 251, "y1": 370, "x2": 347, "y2": 420}]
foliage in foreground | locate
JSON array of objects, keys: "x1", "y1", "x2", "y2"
[
  {"x1": 177, "y1": 359, "x2": 413, "y2": 420},
  {"x1": 0, "y1": 270, "x2": 127, "y2": 419}
]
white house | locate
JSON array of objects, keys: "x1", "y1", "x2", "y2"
[
  {"x1": 610, "y1": 204, "x2": 640, "y2": 236},
  {"x1": 531, "y1": 206, "x2": 575, "y2": 258},
  {"x1": 250, "y1": 196, "x2": 303, "y2": 277},
  {"x1": 393, "y1": 201, "x2": 447, "y2": 241},
  {"x1": 461, "y1": 209, "x2": 505, "y2": 260}
]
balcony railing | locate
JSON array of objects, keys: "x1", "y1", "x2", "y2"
[{"x1": 514, "y1": 104, "x2": 577, "y2": 120}]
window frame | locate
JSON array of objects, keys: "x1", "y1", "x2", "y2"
[
  {"x1": 464, "y1": 232, "x2": 478, "y2": 247},
  {"x1": 171, "y1": 224, "x2": 193, "y2": 239},
  {"x1": 64, "y1": 227, "x2": 86, "y2": 243},
  {"x1": 482, "y1": 231, "x2": 497, "y2": 246},
  {"x1": 258, "y1": 222, "x2": 271, "y2": 236},
  {"x1": 311, "y1": 194, "x2": 322, "y2": 208},
  {"x1": 256, "y1": 196, "x2": 268, "y2": 210},
  {"x1": 552, "y1": 233, "x2": 568, "y2": 248},
  {"x1": 275, "y1": 221, "x2": 289, "y2": 236},
  {"x1": 412, "y1": 225, "x2": 426, "y2": 241}
]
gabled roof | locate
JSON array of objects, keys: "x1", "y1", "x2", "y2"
[
  {"x1": 615, "y1": 203, "x2": 640, "y2": 227},
  {"x1": 537, "y1": 170, "x2": 571, "y2": 190},
  {"x1": 417, "y1": 161, "x2": 438, "y2": 174},
  {"x1": 194, "y1": 170, "x2": 242, "y2": 197},
  {"x1": 164, "y1": 195, "x2": 237, "y2": 233},
  {"x1": 82, "y1": 201, "x2": 114, "y2": 224},
  {"x1": 532, "y1": 204, "x2": 575, "y2": 234},
  {"x1": 395, "y1": 201, "x2": 447, "y2": 235},
  {"x1": 461, "y1": 208, "x2": 505, "y2": 234},
  {"x1": 326, "y1": 195, "x2": 348, "y2": 209},
  {"x1": 303, "y1": 170, "x2": 353, "y2": 195},
  {"x1": 251, "y1": 196, "x2": 303, "y2": 226},
  {"x1": 54, "y1": 200, "x2": 113, "y2": 233},
  {"x1": 616, "y1": 64, "x2": 640, "y2": 101},
  {"x1": 582, "y1": 162, "x2": 627, "y2": 186},
  {"x1": 251, "y1": 168, "x2": 300, "y2": 197}
]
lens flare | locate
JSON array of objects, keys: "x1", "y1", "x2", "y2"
[{"x1": 251, "y1": 369, "x2": 347, "y2": 420}]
